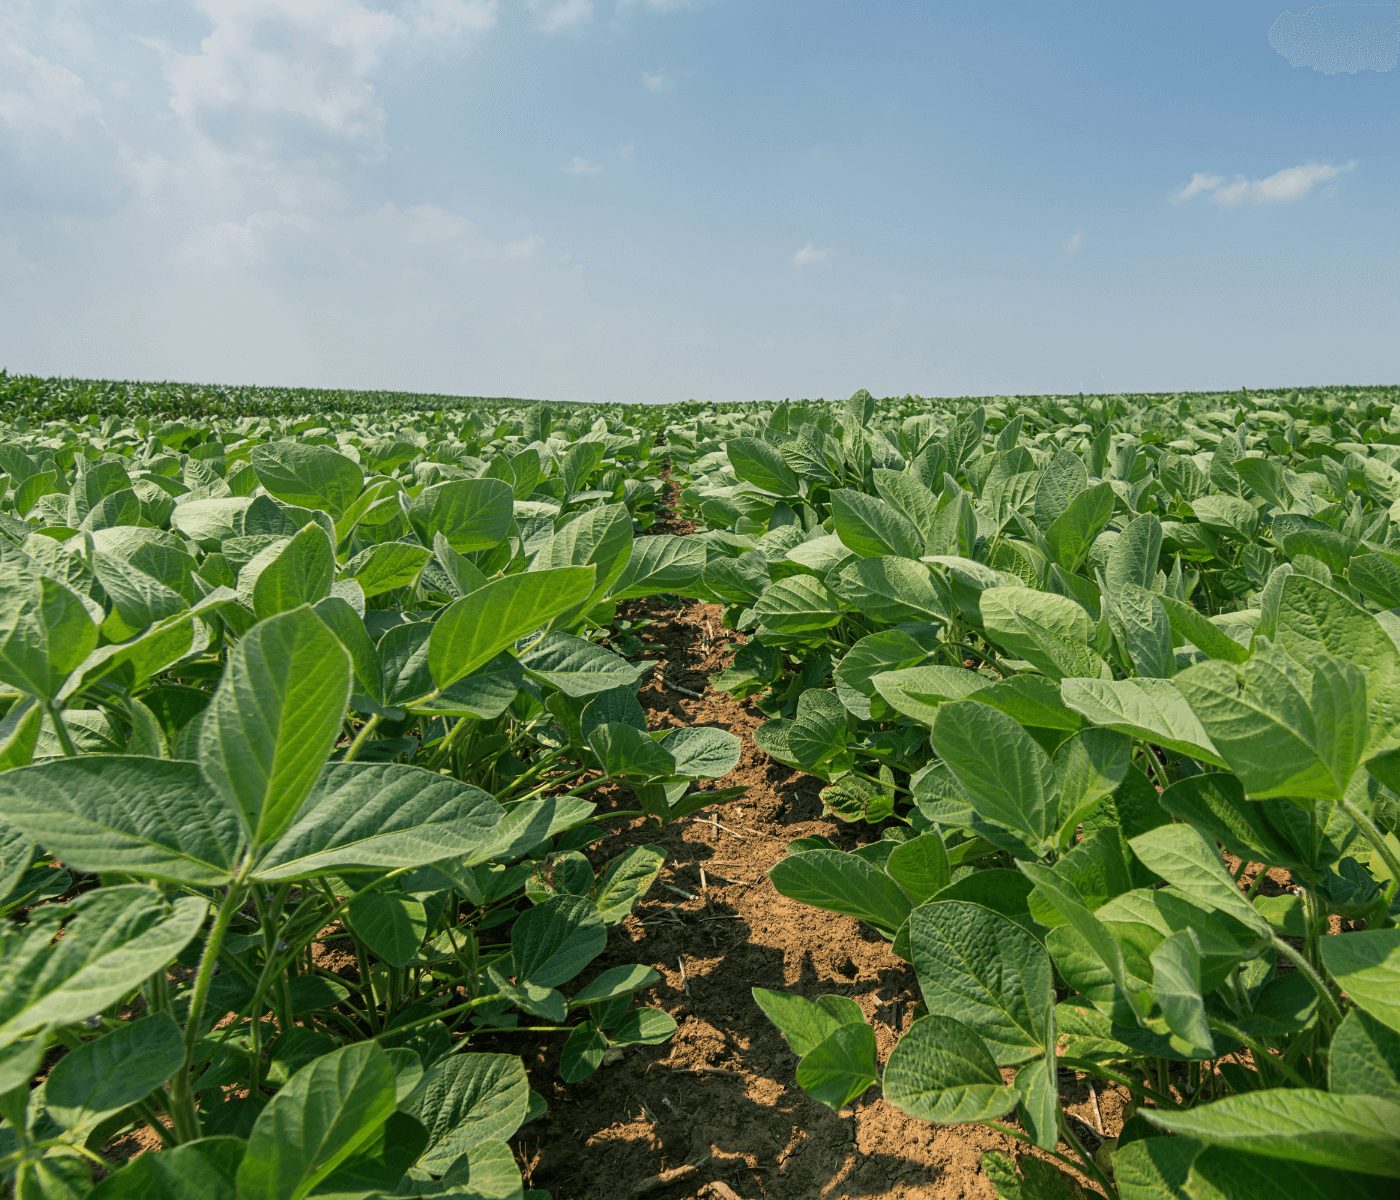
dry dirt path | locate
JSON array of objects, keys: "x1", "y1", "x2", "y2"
[{"x1": 510, "y1": 471, "x2": 1107, "y2": 1199}]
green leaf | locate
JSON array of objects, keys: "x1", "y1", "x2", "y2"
[
  {"x1": 980, "y1": 586, "x2": 1107, "y2": 680},
  {"x1": 1175, "y1": 650, "x2": 1367, "y2": 801},
  {"x1": 571, "y1": 965, "x2": 661, "y2": 1007},
  {"x1": 661, "y1": 726, "x2": 741, "y2": 778},
  {"x1": 428, "y1": 566, "x2": 596, "y2": 691},
  {"x1": 728, "y1": 437, "x2": 800, "y2": 495},
  {"x1": 885, "y1": 832, "x2": 952, "y2": 905},
  {"x1": 237, "y1": 1042, "x2": 398, "y2": 1199},
  {"x1": 90, "y1": 1138, "x2": 244, "y2": 1200},
  {"x1": 408, "y1": 478, "x2": 514, "y2": 552},
  {"x1": 45, "y1": 1013, "x2": 184, "y2": 1127},
  {"x1": 251, "y1": 440, "x2": 364, "y2": 517},
  {"x1": 253, "y1": 763, "x2": 504, "y2": 880},
  {"x1": 907, "y1": 900, "x2": 1054, "y2": 1065},
  {"x1": 1140, "y1": 1089, "x2": 1400, "y2": 1178},
  {"x1": 511, "y1": 895, "x2": 607, "y2": 988},
  {"x1": 1128, "y1": 825, "x2": 1272, "y2": 941},
  {"x1": 520, "y1": 633, "x2": 647, "y2": 697},
  {"x1": 0, "y1": 569, "x2": 99, "y2": 700},
  {"x1": 1330, "y1": 1008, "x2": 1400, "y2": 1102},
  {"x1": 1061, "y1": 676, "x2": 1222, "y2": 762},
  {"x1": 1149, "y1": 930, "x2": 1213, "y2": 1055},
  {"x1": 752, "y1": 989, "x2": 864, "y2": 1058},
  {"x1": 347, "y1": 889, "x2": 428, "y2": 968},
  {"x1": 768, "y1": 849, "x2": 912, "y2": 937},
  {"x1": 0, "y1": 886, "x2": 206, "y2": 1051},
  {"x1": 882, "y1": 1015, "x2": 1020, "y2": 1123},
  {"x1": 796, "y1": 1021, "x2": 878, "y2": 1110},
  {"x1": 405, "y1": 1053, "x2": 529, "y2": 1174},
  {"x1": 587, "y1": 722, "x2": 676, "y2": 780},
  {"x1": 559, "y1": 1022, "x2": 608, "y2": 1083},
  {"x1": 593, "y1": 845, "x2": 666, "y2": 925},
  {"x1": 1320, "y1": 930, "x2": 1400, "y2": 1034},
  {"x1": 199, "y1": 606, "x2": 351, "y2": 847},
  {"x1": 752, "y1": 575, "x2": 844, "y2": 635},
  {"x1": 1047, "y1": 481, "x2": 1114, "y2": 570},
  {"x1": 247, "y1": 523, "x2": 335, "y2": 619},
  {"x1": 611, "y1": 535, "x2": 708, "y2": 600},
  {"x1": 608, "y1": 1007, "x2": 677, "y2": 1045},
  {"x1": 0, "y1": 756, "x2": 244, "y2": 886},
  {"x1": 831, "y1": 489, "x2": 925, "y2": 558},
  {"x1": 931, "y1": 701, "x2": 1054, "y2": 845}
]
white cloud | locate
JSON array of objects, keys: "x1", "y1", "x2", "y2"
[
  {"x1": 0, "y1": 42, "x2": 101, "y2": 141},
  {"x1": 1064, "y1": 230, "x2": 1084, "y2": 254},
  {"x1": 641, "y1": 68, "x2": 671, "y2": 90},
  {"x1": 793, "y1": 242, "x2": 833, "y2": 267},
  {"x1": 1172, "y1": 161, "x2": 1356, "y2": 206},
  {"x1": 617, "y1": 139, "x2": 635, "y2": 159},
  {"x1": 526, "y1": 0, "x2": 594, "y2": 33},
  {"x1": 562, "y1": 155, "x2": 603, "y2": 175}
]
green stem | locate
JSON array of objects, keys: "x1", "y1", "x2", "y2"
[
  {"x1": 1339, "y1": 792, "x2": 1400, "y2": 904},
  {"x1": 1062, "y1": 1116, "x2": 1117, "y2": 1199},
  {"x1": 170, "y1": 880, "x2": 247, "y2": 1142},
  {"x1": 1057, "y1": 1058, "x2": 1178, "y2": 1108},
  {"x1": 341, "y1": 713, "x2": 382, "y2": 763},
  {"x1": 45, "y1": 701, "x2": 79, "y2": 757},
  {"x1": 1271, "y1": 935, "x2": 1344, "y2": 1027}
]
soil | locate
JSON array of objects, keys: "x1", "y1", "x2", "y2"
[{"x1": 514, "y1": 598, "x2": 1125, "y2": 1199}]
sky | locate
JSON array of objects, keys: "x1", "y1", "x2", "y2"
[{"x1": 1, "y1": 0, "x2": 1397, "y2": 403}]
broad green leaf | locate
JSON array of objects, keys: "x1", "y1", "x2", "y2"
[
  {"x1": 0, "y1": 756, "x2": 244, "y2": 886},
  {"x1": 408, "y1": 478, "x2": 514, "y2": 552},
  {"x1": 752, "y1": 575, "x2": 844, "y2": 634},
  {"x1": 511, "y1": 895, "x2": 607, "y2": 988},
  {"x1": 571, "y1": 965, "x2": 661, "y2": 1007},
  {"x1": 661, "y1": 725, "x2": 741, "y2": 778},
  {"x1": 979, "y1": 586, "x2": 1108, "y2": 680},
  {"x1": 587, "y1": 722, "x2": 676, "y2": 780},
  {"x1": 1321, "y1": 930, "x2": 1400, "y2": 1034},
  {"x1": 253, "y1": 763, "x2": 504, "y2": 880},
  {"x1": 728, "y1": 436, "x2": 800, "y2": 495},
  {"x1": 1331, "y1": 1008, "x2": 1400, "y2": 1102},
  {"x1": 520, "y1": 633, "x2": 647, "y2": 697},
  {"x1": 1140, "y1": 1089, "x2": 1400, "y2": 1178},
  {"x1": 347, "y1": 889, "x2": 428, "y2": 968},
  {"x1": 611, "y1": 534, "x2": 708, "y2": 600},
  {"x1": 1176, "y1": 650, "x2": 1366, "y2": 800},
  {"x1": 0, "y1": 886, "x2": 206, "y2": 1051},
  {"x1": 752, "y1": 989, "x2": 864, "y2": 1058},
  {"x1": 405, "y1": 1053, "x2": 530, "y2": 1174},
  {"x1": 199, "y1": 606, "x2": 351, "y2": 846},
  {"x1": 829, "y1": 556, "x2": 946, "y2": 623},
  {"x1": 0, "y1": 569, "x2": 99, "y2": 700},
  {"x1": 907, "y1": 899, "x2": 1054, "y2": 1064},
  {"x1": 796, "y1": 1021, "x2": 878, "y2": 1110},
  {"x1": 1128, "y1": 825, "x2": 1272, "y2": 941},
  {"x1": 1148, "y1": 930, "x2": 1213, "y2": 1055},
  {"x1": 427, "y1": 566, "x2": 596, "y2": 691},
  {"x1": 1060, "y1": 676, "x2": 1222, "y2": 762},
  {"x1": 251, "y1": 440, "x2": 364, "y2": 517},
  {"x1": 885, "y1": 832, "x2": 952, "y2": 905},
  {"x1": 247, "y1": 522, "x2": 335, "y2": 619},
  {"x1": 1047, "y1": 481, "x2": 1114, "y2": 570},
  {"x1": 45, "y1": 1013, "x2": 184, "y2": 1127},
  {"x1": 930, "y1": 701, "x2": 1054, "y2": 845},
  {"x1": 768, "y1": 849, "x2": 912, "y2": 937},
  {"x1": 90, "y1": 1138, "x2": 244, "y2": 1200},
  {"x1": 882, "y1": 1015, "x2": 1019, "y2": 1123},
  {"x1": 593, "y1": 844, "x2": 666, "y2": 925},
  {"x1": 237, "y1": 1042, "x2": 398, "y2": 1199},
  {"x1": 831, "y1": 489, "x2": 925, "y2": 559}
]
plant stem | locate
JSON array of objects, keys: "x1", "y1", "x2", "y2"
[
  {"x1": 45, "y1": 701, "x2": 79, "y2": 757},
  {"x1": 170, "y1": 880, "x2": 247, "y2": 1142},
  {"x1": 1339, "y1": 791, "x2": 1400, "y2": 903},
  {"x1": 341, "y1": 713, "x2": 382, "y2": 763},
  {"x1": 1271, "y1": 935, "x2": 1344, "y2": 1027}
]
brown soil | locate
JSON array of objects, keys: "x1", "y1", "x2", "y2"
[{"x1": 516, "y1": 599, "x2": 1124, "y2": 1199}]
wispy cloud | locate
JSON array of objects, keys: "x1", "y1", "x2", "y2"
[
  {"x1": 562, "y1": 155, "x2": 603, "y2": 176},
  {"x1": 1064, "y1": 230, "x2": 1084, "y2": 254},
  {"x1": 793, "y1": 242, "x2": 833, "y2": 267},
  {"x1": 1269, "y1": 4, "x2": 1400, "y2": 75},
  {"x1": 528, "y1": 0, "x2": 594, "y2": 34},
  {"x1": 641, "y1": 69, "x2": 671, "y2": 91},
  {"x1": 1172, "y1": 160, "x2": 1356, "y2": 206}
]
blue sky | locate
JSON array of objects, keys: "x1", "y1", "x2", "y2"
[{"x1": 1, "y1": 1, "x2": 1396, "y2": 402}]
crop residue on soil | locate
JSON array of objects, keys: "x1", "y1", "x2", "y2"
[{"x1": 515, "y1": 598, "x2": 1123, "y2": 1199}]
